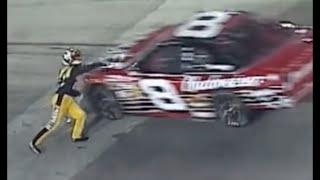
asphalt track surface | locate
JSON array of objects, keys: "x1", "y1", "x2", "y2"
[{"x1": 8, "y1": 0, "x2": 312, "y2": 180}]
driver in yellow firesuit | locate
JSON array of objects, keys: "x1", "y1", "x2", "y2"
[{"x1": 29, "y1": 48, "x2": 106, "y2": 154}]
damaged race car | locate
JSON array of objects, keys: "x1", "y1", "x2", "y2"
[{"x1": 81, "y1": 10, "x2": 313, "y2": 127}]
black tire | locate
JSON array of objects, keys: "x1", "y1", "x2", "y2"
[
  {"x1": 212, "y1": 92, "x2": 250, "y2": 127},
  {"x1": 82, "y1": 85, "x2": 123, "y2": 120}
]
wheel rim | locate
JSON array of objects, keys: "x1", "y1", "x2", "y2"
[{"x1": 221, "y1": 103, "x2": 242, "y2": 126}]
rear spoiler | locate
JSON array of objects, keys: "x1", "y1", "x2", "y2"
[{"x1": 279, "y1": 21, "x2": 313, "y2": 43}]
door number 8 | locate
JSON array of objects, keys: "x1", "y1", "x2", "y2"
[{"x1": 139, "y1": 79, "x2": 187, "y2": 111}]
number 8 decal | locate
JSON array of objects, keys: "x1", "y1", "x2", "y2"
[{"x1": 139, "y1": 79, "x2": 187, "y2": 111}]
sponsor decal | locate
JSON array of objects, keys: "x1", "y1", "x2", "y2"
[
  {"x1": 181, "y1": 75, "x2": 273, "y2": 92},
  {"x1": 110, "y1": 83, "x2": 142, "y2": 99},
  {"x1": 188, "y1": 94, "x2": 211, "y2": 108},
  {"x1": 115, "y1": 88, "x2": 142, "y2": 99}
]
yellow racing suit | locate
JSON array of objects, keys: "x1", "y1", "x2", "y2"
[{"x1": 31, "y1": 62, "x2": 105, "y2": 148}]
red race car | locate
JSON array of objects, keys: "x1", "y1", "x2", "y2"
[{"x1": 81, "y1": 11, "x2": 313, "y2": 127}]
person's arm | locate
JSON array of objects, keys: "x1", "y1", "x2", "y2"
[{"x1": 76, "y1": 62, "x2": 107, "y2": 75}]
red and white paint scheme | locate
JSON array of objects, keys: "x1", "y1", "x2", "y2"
[{"x1": 84, "y1": 11, "x2": 313, "y2": 120}]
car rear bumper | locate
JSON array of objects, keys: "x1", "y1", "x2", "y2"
[{"x1": 248, "y1": 82, "x2": 312, "y2": 110}]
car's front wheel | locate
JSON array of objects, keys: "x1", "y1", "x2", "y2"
[
  {"x1": 212, "y1": 92, "x2": 250, "y2": 127},
  {"x1": 82, "y1": 85, "x2": 123, "y2": 120}
]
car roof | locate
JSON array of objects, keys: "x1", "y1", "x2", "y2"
[{"x1": 172, "y1": 11, "x2": 252, "y2": 41}]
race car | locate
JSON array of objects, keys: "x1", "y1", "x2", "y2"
[{"x1": 81, "y1": 10, "x2": 313, "y2": 127}]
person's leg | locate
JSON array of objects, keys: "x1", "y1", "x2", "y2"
[
  {"x1": 67, "y1": 96, "x2": 88, "y2": 141},
  {"x1": 29, "y1": 94, "x2": 69, "y2": 154},
  {"x1": 65, "y1": 95, "x2": 83, "y2": 124}
]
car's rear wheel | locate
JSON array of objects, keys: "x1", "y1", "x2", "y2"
[
  {"x1": 82, "y1": 85, "x2": 123, "y2": 120},
  {"x1": 212, "y1": 92, "x2": 250, "y2": 127}
]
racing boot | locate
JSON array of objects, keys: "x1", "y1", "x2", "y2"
[
  {"x1": 73, "y1": 136, "x2": 89, "y2": 142},
  {"x1": 29, "y1": 142, "x2": 42, "y2": 154}
]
